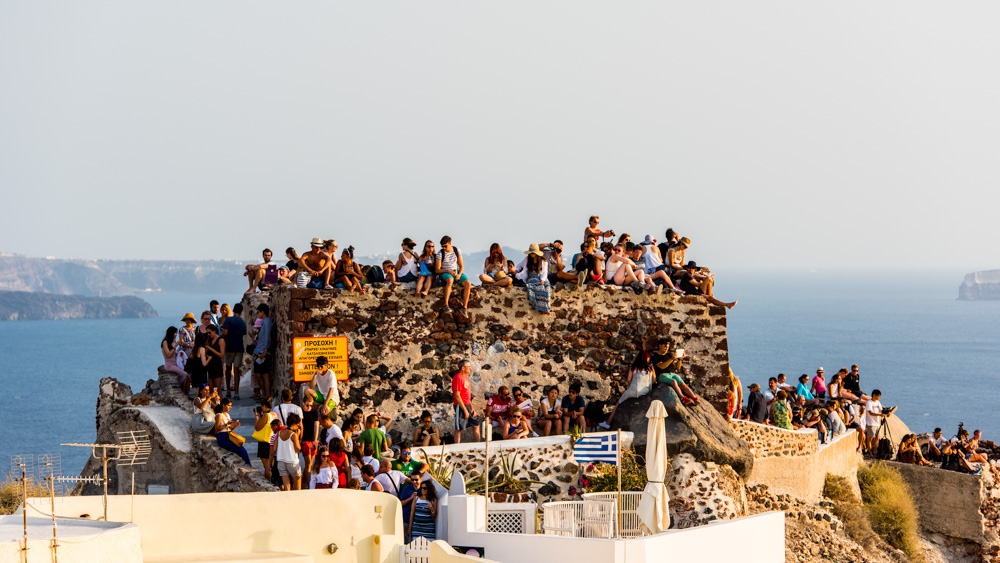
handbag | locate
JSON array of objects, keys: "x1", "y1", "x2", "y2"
[
  {"x1": 229, "y1": 431, "x2": 246, "y2": 448},
  {"x1": 251, "y1": 412, "x2": 275, "y2": 443}
]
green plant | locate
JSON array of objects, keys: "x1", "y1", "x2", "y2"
[
  {"x1": 485, "y1": 451, "x2": 543, "y2": 495},
  {"x1": 568, "y1": 424, "x2": 584, "y2": 444},
  {"x1": 823, "y1": 473, "x2": 879, "y2": 550},
  {"x1": 584, "y1": 449, "x2": 648, "y2": 493},
  {"x1": 418, "y1": 446, "x2": 457, "y2": 490},
  {"x1": 1, "y1": 474, "x2": 51, "y2": 516},
  {"x1": 857, "y1": 463, "x2": 923, "y2": 562},
  {"x1": 417, "y1": 448, "x2": 539, "y2": 496}
]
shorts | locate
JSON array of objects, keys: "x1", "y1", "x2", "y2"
[
  {"x1": 646, "y1": 264, "x2": 667, "y2": 275},
  {"x1": 301, "y1": 440, "x2": 317, "y2": 456},
  {"x1": 224, "y1": 351, "x2": 244, "y2": 369},
  {"x1": 253, "y1": 354, "x2": 273, "y2": 374},
  {"x1": 278, "y1": 461, "x2": 302, "y2": 478},
  {"x1": 256, "y1": 441, "x2": 271, "y2": 459},
  {"x1": 306, "y1": 276, "x2": 325, "y2": 289},
  {"x1": 657, "y1": 372, "x2": 684, "y2": 385},
  {"x1": 439, "y1": 272, "x2": 470, "y2": 284},
  {"x1": 454, "y1": 404, "x2": 474, "y2": 430},
  {"x1": 864, "y1": 426, "x2": 877, "y2": 438}
]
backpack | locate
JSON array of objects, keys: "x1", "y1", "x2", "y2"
[
  {"x1": 875, "y1": 418, "x2": 895, "y2": 460},
  {"x1": 365, "y1": 265, "x2": 385, "y2": 284}
]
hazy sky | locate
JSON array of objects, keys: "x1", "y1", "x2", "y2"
[{"x1": 2, "y1": 2, "x2": 998, "y2": 270}]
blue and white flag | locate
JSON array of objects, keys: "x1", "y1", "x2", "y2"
[{"x1": 572, "y1": 433, "x2": 619, "y2": 464}]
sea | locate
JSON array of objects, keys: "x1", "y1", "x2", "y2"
[{"x1": 1, "y1": 269, "x2": 996, "y2": 477}]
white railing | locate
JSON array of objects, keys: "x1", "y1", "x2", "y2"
[
  {"x1": 400, "y1": 536, "x2": 431, "y2": 563},
  {"x1": 487, "y1": 502, "x2": 536, "y2": 534},
  {"x1": 581, "y1": 491, "x2": 648, "y2": 538},
  {"x1": 541, "y1": 499, "x2": 617, "y2": 538}
]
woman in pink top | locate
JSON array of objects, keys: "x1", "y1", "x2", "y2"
[{"x1": 810, "y1": 368, "x2": 828, "y2": 399}]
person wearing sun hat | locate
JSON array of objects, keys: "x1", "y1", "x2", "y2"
[
  {"x1": 297, "y1": 238, "x2": 335, "y2": 290},
  {"x1": 177, "y1": 312, "x2": 198, "y2": 368},
  {"x1": 521, "y1": 244, "x2": 552, "y2": 314}
]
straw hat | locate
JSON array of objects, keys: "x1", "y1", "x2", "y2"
[
  {"x1": 524, "y1": 243, "x2": 543, "y2": 257},
  {"x1": 310, "y1": 237, "x2": 324, "y2": 247}
]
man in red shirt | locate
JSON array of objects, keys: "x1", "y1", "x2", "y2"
[
  {"x1": 486, "y1": 386, "x2": 513, "y2": 430},
  {"x1": 452, "y1": 360, "x2": 481, "y2": 443}
]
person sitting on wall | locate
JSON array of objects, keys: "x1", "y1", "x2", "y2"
[
  {"x1": 334, "y1": 247, "x2": 367, "y2": 293},
  {"x1": 382, "y1": 260, "x2": 398, "y2": 283},
  {"x1": 243, "y1": 248, "x2": 277, "y2": 295},
  {"x1": 762, "y1": 377, "x2": 778, "y2": 413},
  {"x1": 561, "y1": 382, "x2": 587, "y2": 433},
  {"x1": 536, "y1": 386, "x2": 564, "y2": 437},
  {"x1": 843, "y1": 364, "x2": 870, "y2": 404},
  {"x1": 955, "y1": 429, "x2": 989, "y2": 463},
  {"x1": 795, "y1": 374, "x2": 822, "y2": 406},
  {"x1": 939, "y1": 440, "x2": 978, "y2": 474},
  {"x1": 573, "y1": 240, "x2": 605, "y2": 289},
  {"x1": 583, "y1": 215, "x2": 614, "y2": 242},
  {"x1": 297, "y1": 239, "x2": 334, "y2": 290},
  {"x1": 604, "y1": 243, "x2": 649, "y2": 293},
  {"x1": 412, "y1": 410, "x2": 441, "y2": 447},
  {"x1": 511, "y1": 387, "x2": 535, "y2": 420},
  {"x1": 800, "y1": 408, "x2": 828, "y2": 443},
  {"x1": 675, "y1": 261, "x2": 738, "y2": 310},
  {"x1": 897, "y1": 434, "x2": 933, "y2": 466},
  {"x1": 770, "y1": 390, "x2": 794, "y2": 430},
  {"x1": 480, "y1": 243, "x2": 514, "y2": 288},
  {"x1": 435, "y1": 235, "x2": 471, "y2": 314},
  {"x1": 542, "y1": 241, "x2": 578, "y2": 284},
  {"x1": 921, "y1": 427, "x2": 948, "y2": 461},
  {"x1": 825, "y1": 400, "x2": 848, "y2": 438},
  {"x1": 776, "y1": 373, "x2": 796, "y2": 394},
  {"x1": 486, "y1": 386, "x2": 513, "y2": 429},
  {"x1": 502, "y1": 406, "x2": 532, "y2": 440},
  {"x1": 638, "y1": 236, "x2": 680, "y2": 294}
]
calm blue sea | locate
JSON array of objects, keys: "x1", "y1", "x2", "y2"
[{"x1": 1, "y1": 270, "x2": 995, "y2": 476}]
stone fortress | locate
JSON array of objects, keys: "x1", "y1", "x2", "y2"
[{"x1": 78, "y1": 282, "x2": 1000, "y2": 562}]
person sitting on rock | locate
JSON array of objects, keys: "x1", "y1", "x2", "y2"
[
  {"x1": 604, "y1": 244, "x2": 649, "y2": 293},
  {"x1": 801, "y1": 408, "x2": 828, "y2": 443},
  {"x1": 583, "y1": 215, "x2": 614, "y2": 242},
  {"x1": 304, "y1": 356, "x2": 339, "y2": 415},
  {"x1": 561, "y1": 382, "x2": 587, "y2": 433},
  {"x1": 955, "y1": 429, "x2": 989, "y2": 463},
  {"x1": 502, "y1": 406, "x2": 532, "y2": 440},
  {"x1": 522, "y1": 244, "x2": 553, "y2": 314},
  {"x1": 599, "y1": 352, "x2": 654, "y2": 429},
  {"x1": 486, "y1": 387, "x2": 513, "y2": 430},
  {"x1": 435, "y1": 235, "x2": 471, "y2": 313},
  {"x1": 675, "y1": 261, "x2": 737, "y2": 310},
  {"x1": 897, "y1": 434, "x2": 933, "y2": 466},
  {"x1": 381, "y1": 260, "x2": 398, "y2": 283},
  {"x1": 334, "y1": 247, "x2": 367, "y2": 293},
  {"x1": 480, "y1": 243, "x2": 514, "y2": 288},
  {"x1": 649, "y1": 338, "x2": 700, "y2": 406},
  {"x1": 512, "y1": 387, "x2": 535, "y2": 420},
  {"x1": 573, "y1": 240, "x2": 605, "y2": 289},
  {"x1": 416, "y1": 240, "x2": 437, "y2": 297},
  {"x1": 543, "y1": 241, "x2": 578, "y2": 284},
  {"x1": 412, "y1": 410, "x2": 441, "y2": 447}
]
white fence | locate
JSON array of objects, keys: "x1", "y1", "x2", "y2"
[
  {"x1": 400, "y1": 536, "x2": 431, "y2": 563},
  {"x1": 541, "y1": 499, "x2": 617, "y2": 538},
  {"x1": 581, "y1": 491, "x2": 648, "y2": 538}
]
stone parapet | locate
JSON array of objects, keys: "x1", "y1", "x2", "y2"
[
  {"x1": 243, "y1": 284, "x2": 731, "y2": 443},
  {"x1": 730, "y1": 419, "x2": 818, "y2": 458}
]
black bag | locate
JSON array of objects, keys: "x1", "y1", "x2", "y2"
[
  {"x1": 875, "y1": 418, "x2": 894, "y2": 460},
  {"x1": 365, "y1": 266, "x2": 385, "y2": 284}
]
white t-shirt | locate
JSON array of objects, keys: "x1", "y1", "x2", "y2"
[
  {"x1": 374, "y1": 470, "x2": 406, "y2": 495},
  {"x1": 323, "y1": 424, "x2": 344, "y2": 448},
  {"x1": 540, "y1": 396, "x2": 559, "y2": 417},
  {"x1": 438, "y1": 247, "x2": 462, "y2": 272},
  {"x1": 312, "y1": 369, "x2": 338, "y2": 403},
  {"x1": 363, "y1": 456, "x2": 380, "y2": 473},
  {"x1": 762, "y1": 389, "x2": 776, "y2": 404},
  {"x1": 863, "y1": 400, "x2": 883, "y2": 428},
  {"x1": 272, "y1": 403, "x2": 303, "y2": 425},
  {"x1": 931, "y1": 435, "x2": 948, "y2": 449}
]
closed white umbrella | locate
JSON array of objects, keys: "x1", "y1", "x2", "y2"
[{"x1": 637, "y1": 400, "x2": 670, "y2": 534}]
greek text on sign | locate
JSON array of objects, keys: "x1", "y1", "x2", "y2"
[{"x1": 293, "y1": 336, "x2": 350, "y2": 382}]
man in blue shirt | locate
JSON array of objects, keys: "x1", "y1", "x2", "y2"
[
  {"x1": 561, "y1": 382, "x2": 587, "y2": 432},
  {"x1": 253, "y1": 303, "x2": 274, "y2": 401},
  {"x1": 222, "y1": 303, "x2": 248, "y2": 400}
]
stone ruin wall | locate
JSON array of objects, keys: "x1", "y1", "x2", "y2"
[{"x1": 242, "y1": 284, "x2": 732, "y2": 443}]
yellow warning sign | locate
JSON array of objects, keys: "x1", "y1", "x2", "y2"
[{"x1": 293, "y1": 336, "x2": 350, "y2": 383}]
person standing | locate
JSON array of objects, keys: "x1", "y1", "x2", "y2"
[
  {"x1": 408, "y1": 481, "x2": 439, "y2": 541},
  {"x1": 221, "y1": 303, "x2": 247, "y2": 400},
  {"x1": 300, "y1": 397, "x2": 321, "y2": 489},
  {"x1": 252, "y1": 304, "x2": 274, "y2": 401},
  {"x1": 177, "y1": 313, "x2": 197, "y2": 369},
  {"x1": 204, "y1": 324, "x2": 226, "y2": 396},
  {"x1": 309, "y1": 446, "x2": 338, "y2": 489},
  {"x1": 452, "y1": 360, "x2": 481, "y2": 444},
  {"x1": 208, "y1": 300, "x2": 221, "y2": 331},
  {"x1": 161, "y1": 327, "x2": 190, "y2": 395},
  {"x1": 273, "y1": 413, "x2": 303, "y2": 491}
]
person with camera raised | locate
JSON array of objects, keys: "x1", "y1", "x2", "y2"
[{"x1": 584, "y1": 215, "x2": 615, "y2": 243}]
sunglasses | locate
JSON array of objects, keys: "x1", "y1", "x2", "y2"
[{"x1": 321, "y1": 454, "x2": 329, "y2": 458}]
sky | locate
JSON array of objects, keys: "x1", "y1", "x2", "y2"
[{"x1": 2, "y1": 2, "x2": 998, "y2": 271}]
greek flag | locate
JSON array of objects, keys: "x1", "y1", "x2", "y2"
[{"x1": 572, "y1": 433, "x2": 619, "y2": 464}]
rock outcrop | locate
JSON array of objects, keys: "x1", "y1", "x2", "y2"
[
  {"x1": 0, "y1": 291, "x2": 157, "y2": 321},
  {"x1": 609, "y1": 384, "x2": 754, "y2": 479},
  {"x1": 959, "y1": 270, "x2": 1000, "y2": 300}
]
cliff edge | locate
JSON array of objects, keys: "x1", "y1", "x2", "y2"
[
  {"x1": 958, "y1": 270, "x2": 1000, "y2": 300},
  {"x1": 0, "y1": 291, "x2": 158, "y2": 321}
]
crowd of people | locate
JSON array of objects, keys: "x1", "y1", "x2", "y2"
[{"x1": 241, "y1": 218, "x2": 738, "y2": 314}]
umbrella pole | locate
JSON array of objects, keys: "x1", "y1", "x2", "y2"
[
  {"x1": 616, "y1": 429, "x2": 622, "y2": 538},
  {"x1": 484, "y1": 420, "x2": 490, "y2": 531}
]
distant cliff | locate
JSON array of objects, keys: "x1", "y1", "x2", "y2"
[
  {"x1": 0, "y1": 291, "x2": 158, "y2": 321},
  {"x1": 958, "y1": 270, "x2": 1000, "y2": 300},
  {"x1": 0, "y1": 254, "x2": 246, "y2": 296}
]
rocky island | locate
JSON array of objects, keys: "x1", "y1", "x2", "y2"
[
  {"x1": 0, "y1": 290, "x2": 158, "y2": 321},
  {"x1": 959, "y1": 270, "x2": 1000, "y2": 300}
]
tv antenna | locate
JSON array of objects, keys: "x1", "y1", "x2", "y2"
[{"x1": 62, "y1": 431, "x2": 150, "y2": 522}]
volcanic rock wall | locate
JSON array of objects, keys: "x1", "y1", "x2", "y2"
[{"x1": 242, "y1": 283, "x2": 732, "y2": 443}]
